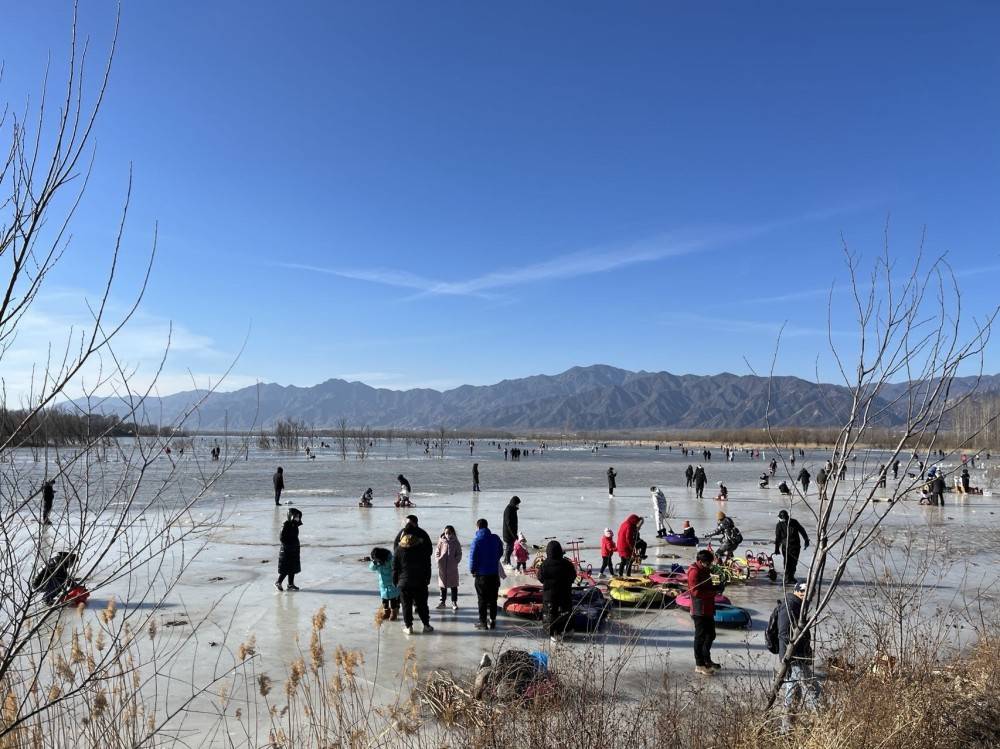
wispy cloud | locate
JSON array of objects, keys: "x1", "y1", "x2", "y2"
[
  {"x1": 1, "y1": 287, "x2": 246, "y2": 403},
  {"x1": 272, "y1": 211, "x2": 839, "y2": 301},
  {"x1": 670, "y1": 313, "x2": 843, "y2": 339}
]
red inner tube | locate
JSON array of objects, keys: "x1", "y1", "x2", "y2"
[{"x1": 503, "y1": 595, "x2": 544, "y2": 618}]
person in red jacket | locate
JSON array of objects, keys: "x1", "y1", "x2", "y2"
[
  {"x1": 616, "y1": 514, "x2": 644, "y2": 576},
  {"x1": 687, "y1": 549, "x2": 721, "y2": 675},
  {"x1": 599, "y1": 528, "x2": 616, "y2": 577}
]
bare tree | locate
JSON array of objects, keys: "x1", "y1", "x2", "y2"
[
  {"x1": 273, "y1": 418, "x2": 304, "y2": 450},
  {"x1": 353, "y1": 424, "x2": 370, "y2": 460},
  {"x1": 0, "y1": 9, "x2": 247, "y2": 743},
  {"x1": 336, "y1": 417, "x2": 349, "y2": 460},
  {"x1": 760, "y1": 239, "x2": 998, "y2": 709}
]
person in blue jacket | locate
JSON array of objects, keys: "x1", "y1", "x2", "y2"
[
  {"x1": 368, "y1": 547, "x2": 400, "y2": 621},
  {"x1": 469, "y1": 518, "x2": 504, "y2": 631}
]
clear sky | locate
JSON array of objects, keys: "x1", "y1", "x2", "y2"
[{"x1": 2, "y1": 2, "x2": 999, "y2": 399}]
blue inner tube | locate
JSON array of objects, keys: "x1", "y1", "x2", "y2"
[
  {"x1": 569, "y1": 604, "x2": 607, "y2": 632},
  {"x1": 572, "y1": 586, "x2": 606, "y2": 607},
  {"x1": 665, "y1": 534, "x2": 699, "y2": 546},
  {"x1": 714, "y1": 604, "x2": 752, "y2": 628}
]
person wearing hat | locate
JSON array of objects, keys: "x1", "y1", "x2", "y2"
[
  {"x1": 275, "y1": 508, "x2": 303, "y2": 591},
  {"x1": 706, "y1": 511, "x2": 741, "y2": 561},
  {"x1": 774, "y1": 510, "x2": 810, "y2": 583},
  {"x1": 687, "y1": 548, "x2": 721, "y2": 675},
  {"x1": 650, "y1": 486, "x2": 668, "y2": 538},
  {"x1": 607, "y1": 467, "x2": 617, "y2": 499},
  {"x1": 776, "y1": 582, "x2": 820, "y2": 732},
  {"x1": 599, "y1": 528, "x2": 616, "y2": 577},
  {"x1": 715, "y1": 481, "x2": 728, "y2": 501}
]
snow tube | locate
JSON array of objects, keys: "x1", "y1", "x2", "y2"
[
  {"x1": 504, "y1": 584, "x2": 543, "y2": 599},
  {"x1": 503, "y1": 592, "x2": 543, "y2": 619},
  {"x1": 571, "y1": 586, "x2": 606, "y2": 607},
  {"x1": 647, "y1": 571, "x2": 686, "y2": 586},
  {"x1": 62, "y1": 585, "x2": 90, "y2": 606},
  {"x1": 610, "y1": 585, "x2": 661, "y2": 606},
  {"x1": 608, "y1": 575, "x2": 651, "y2": 589},
  {"x1": 569, "y1": 604, "x2": 608, "y2": 632},
  {"x1": 664, "y1": 534, "x2": 698, "y2": 546},
  {"x1": 674, "y1": 591, "x2": 730, "y2": 610},
  {"x1": 714, "y1": 604, "x2": 752, "y2": 629}
]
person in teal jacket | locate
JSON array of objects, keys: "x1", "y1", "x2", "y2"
[{"x1": 369, "y1": 547, "x2": 400, "y2": 621}]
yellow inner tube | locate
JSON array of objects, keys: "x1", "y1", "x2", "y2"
[
  {"x1": 610, "y1": 585, "x2": 660, "y2": 605},
  {"x1": 608, "y1": 575, "x2": 651, "y2": 589}
]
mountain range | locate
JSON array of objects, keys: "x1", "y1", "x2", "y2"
[{"x1": 78, "y1": 365, "x2": 1000, "y2": 432}]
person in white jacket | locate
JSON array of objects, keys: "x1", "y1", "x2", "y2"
[{"x1": 650, "y1": 486, "x2": 668, "y2": 538}]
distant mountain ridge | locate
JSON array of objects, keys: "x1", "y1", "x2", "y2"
[{"x1": 77, "y1": 365, "x2": 1000, "y2": 432}]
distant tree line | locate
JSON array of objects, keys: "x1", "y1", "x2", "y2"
[{"x1": 0, "y1": 407, "x2": 178, "y2": 448}]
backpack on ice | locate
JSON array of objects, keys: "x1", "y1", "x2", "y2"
[{"x1": 764, "y1": 602, "x2": 781, "y2": 654}]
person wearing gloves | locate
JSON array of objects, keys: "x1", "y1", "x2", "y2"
[
  {"x1": 774, "y1": 510, "x2": 810, "y2": 583},
  {"x1": 706, "y1": 511, "x2": 742, "y2": 561}
]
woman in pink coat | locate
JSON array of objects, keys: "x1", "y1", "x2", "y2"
[{"x1": 435, "y1": 525, "x2": 463, "y2": 610}]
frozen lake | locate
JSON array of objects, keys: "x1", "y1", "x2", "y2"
[{"x1": 13, "y1": 437, "x2": 1000, "y2": 742}]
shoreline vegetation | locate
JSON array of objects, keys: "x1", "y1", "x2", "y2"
[{"x1": 7, "y1": 407, "x2": 997, "y2": 453}]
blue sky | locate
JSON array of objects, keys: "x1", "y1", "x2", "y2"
[{"x1": 2, "y1": 2, "x2": 999, "y2": 398}]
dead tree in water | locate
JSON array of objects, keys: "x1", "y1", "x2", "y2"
[
  {"x1": 336, "y1": 417, "x2": 350, "y2": 460},
  {"x1": 273, "y1": 418, "x2": 304, "y2": 450},
  {"x1": 761, "y1": 237, "x2": 999, "y2": 710}
]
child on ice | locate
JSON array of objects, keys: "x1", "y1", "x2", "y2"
[
  {"x1": 368, "y1": 547, "x2": 400, "y2": 621},
  {"x1": 599, "y1": 528, "x2": 616, "y2": 577},
  {"x1": 512, "y1": 533, "x2": 529, "y2": 573}
]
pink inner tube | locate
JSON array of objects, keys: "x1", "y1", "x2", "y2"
[
  {"x1": 504, "y1": 584, "x2": 543, "y2": 598},
  {"x1": 674, "y1": 591, "x2": 731, "y2": 609},
  {"x1": 647, "y1": 571, "x2": 686, "y2": 585}
]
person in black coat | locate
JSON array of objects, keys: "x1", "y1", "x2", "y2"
[
  {"x1": 774, "y1": 509, "x2": 810, "y2": 583},
  {"x1": 33, "y1": 551, "x2": 78, "y2": 604},
  {"x1": 775, "y1": 583, "x2": 820, "y2": 730},
  {"x1": 607, "y1": 467, "x2": 617, "y2": 498},
  {"x1": 538, "y1": 540, "x2": 576, "y2": 641},
  {"x1": 273, "y1": 467, "x2": 285, "y2": 506},
  {"x1": 276, "y1": 508, "x2": 302, "y2": 590},
  {"x1": 693, "y1": 465, "x2": 707, "y2": 498},
  {"x1": 472, "y1": 463, "x2": 480, "y2": 492},
  {"x1": 392, "y1": 520, "x2": 434, "y2": 634},
  {"x1": 685, "y1": 464, "x2": 694, "y2": 487},
  {"x1": 932, "y1": 473, "x2": 947, "y2": 506},
  {"x1": 501, "y1": 496, "x2": 520, "y2": 566},
  {"x1": 42, "y1": 479, "x2": 56, "y2": 525},
  {"x1": 797, "y1": 467, "x2": 810, "y2": 494}
]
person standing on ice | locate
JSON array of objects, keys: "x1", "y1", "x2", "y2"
[
  {"x1": 773, "y1": 510, "x2": 810, "y2": 583},
  {"x1": 797, "y1": 467, "x2": 810, "y2": 494},
  {"x1": 687, "y1": 549, "x2": 721, "y2": 675},
  {"x1": 472, "y1": 463, "x2": 480, "y2": 492},
  {"x1": 392, "y1": 519, "x2": 434, "y2": 635},
  {"x1": 650, "y1": 486, "x2": 668, "y2": 538},
  {"x1": 272, "y1": 466, "x2": 284, "y2": 506},
  {"x1": 469, "y1": 518, "x2": 503, "y2": 630},
  {"x1": 607, "y1": 467, "x2": 617, "y2": 498},
  {"x1": 275, "y1": 508, "x2": 302, "y2": 591},
  {"x1": 693, "y1": 465, "x2": 707, "y2": 498},
  {"x1": 501, "y1": 496, "x2": 520, "y2": 566},
  {"x1": 685, "y1": 464, "x2": 694, "y2": 487}
]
